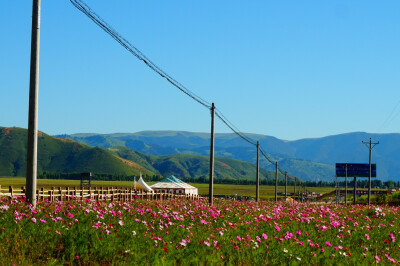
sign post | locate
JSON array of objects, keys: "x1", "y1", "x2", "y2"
[{"x1": 336, "y1": 163, "x2": 376, "y2": 204}]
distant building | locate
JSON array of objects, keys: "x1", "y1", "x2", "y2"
[
  {"x1": 150, "y1": 176, "x2": 198, "y2": 195},
  {"x1": 134, "y1": 175, "x2": 153, "y2": 192}
]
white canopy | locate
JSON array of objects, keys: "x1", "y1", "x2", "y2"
[
  {"x1": 150, "y1": 176, "x2": 198, "y2": 195},
  {"x1": 134, "y1": 176, "x2": 153, "y2": 192}
]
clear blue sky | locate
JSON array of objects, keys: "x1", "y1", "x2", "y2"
[{"x1": 1, "y1": 1, "x2": 399, "y2": 140}]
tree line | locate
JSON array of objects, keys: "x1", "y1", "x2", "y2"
[{"x1": 37, "y1": 172, "x2": 400, "y2": 189}]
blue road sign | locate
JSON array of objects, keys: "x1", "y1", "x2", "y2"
[{"x1": 335, "y1": 163, "x2": 376, "y2": 177}]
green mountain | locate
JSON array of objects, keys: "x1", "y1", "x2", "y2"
[
  {"x1": 107, "y1": 146, "x2": 277, "y2": 180},
  {"x1": 58, "y1": 130, "x2": 400, "y2": 181},
  {"x1": 0, "y1": 127, "x2": 154, "y2": 177},
  {"x1": 0, "y1": 127, "x2": 280, "y2": 181},
  {"x1": 59, "y1": 131, "x2": 335, "y2": 181}
]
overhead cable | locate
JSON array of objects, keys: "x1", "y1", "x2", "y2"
[
  {"x1": 215, "y1": 108, "x2": 257, "y2": 146},
  {"x1": 69, "y1": 0, "x2": 211, "y2": 109},
  {"x1": 69, "y1": 0, "x2": 298, "y2": 180}
]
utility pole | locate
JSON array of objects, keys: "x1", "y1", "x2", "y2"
[
  {"x1": 256, "y1": 141, "x2": 259, "y2": 202},
  {"x1": 353, "y1": 176, "x2": 357, "y2": 204},
  {"x1": 362, "y1": 138, "x2": 379, "y2": 205},
  {"x1": 335, "y1": 176, "x2": 338, "y2": 205},
  {"x1": 26, "y1": 0, "x2": 41, "y2": 207},
  {"x1": 275, "y1": 161, "x2": 278, "y2": 202},
  {"x1": 345, "y1": 164, "x2": 348, "y2": 205},
  {"x1": 284, "y1": 171, "x2": 287, "y2": 200},
  {"x1": 294, "y1": 176, "x2": 297, "y2": 197},
  {"x1": 208, "y1": 103, "x2": 215, "y2": 205}
]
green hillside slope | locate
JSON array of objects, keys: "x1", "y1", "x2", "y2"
[
  {"x1": 107, "y1": 146, "x2": 278, "y2": 181},
  {"x1": 0, "y1": 127, "x2": 153, "y2": 177},
  {"x1": 1, "y1": 127, "x2": 280, "y2": 181},
  {"x1": 61, "y1": 131, "x2": 335, "y2": 181}
]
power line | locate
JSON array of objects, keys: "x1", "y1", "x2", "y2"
[
  {"x1": 69, "y1": 0, "x2": 298, "y2": 182},
  {"x1": 69, "y1": 0, "x2": 211, "y2": 109},
  {"x1": 377, "y1": 98, "x2": 400, "y2": 132},
  {"x1": 259, "y1": 147, "x2": 275, "y2": 165},
  {"x1": 215, "y1": 108, "x2": 257, "y2": 146},
  {"x1": 70, "y1": 0, "x2": 258, "y2": 148}
]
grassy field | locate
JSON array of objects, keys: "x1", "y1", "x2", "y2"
[{"x1": 0, "y1": 177, "x2": 334, "y2": 200}]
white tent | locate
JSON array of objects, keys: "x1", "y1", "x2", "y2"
[
  {"x1": 150, "y1": 176, "x2": 198, "y2": 195},
  {"x1": 134, "y1": 176, "x2": 153, "y2": 192}
]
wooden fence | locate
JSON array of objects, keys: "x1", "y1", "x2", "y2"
[{"x1": 0, "y1": 185, "x2": 200, "y2": 202}]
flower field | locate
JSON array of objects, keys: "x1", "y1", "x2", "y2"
[{"x1": 0, "y1": 196, "x2": 399, "y2": 265}]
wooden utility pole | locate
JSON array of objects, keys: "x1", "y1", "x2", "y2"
[
  {"x1": 345, "y1": 164, "x2": 348, "y2": 205},
  {"x1": 362, "y1": 138, "x2": 379, "y2": 205},
  {"x1": 275, "y1": 161, "x2": 278, "y2": 202},
  {"x1": 26, "y1": 0, "x2": 41, "y2": 207},
  {"x1": 284, "y1": 171, "x2": 287, "y2": 200},
  {"x1": 208, "y1": 103, "x2": 215, "y2": 205},
  {"x1": 335, "y1": 176, "x2": 338, "y2": 205},
  {"x1": 353, "y1": 176, "x2": 357, "y2": 204},
  {"x1": 256, "y1": 141, "x2": 259, "y2": 202}
]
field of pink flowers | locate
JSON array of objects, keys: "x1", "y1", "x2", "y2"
[{"x1": 0, "y1": 196, "x2": 399, "y2": 265}]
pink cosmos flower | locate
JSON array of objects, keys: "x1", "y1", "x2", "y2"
[
  {"x1": 326, "y1": 241, "x2": 332, "y2": 247},
  {"x1": 330, "y1": 220, "x2": 340, "y2": 228},
  {"x1": 262, "y1": 233, "x2": 268, "y2": 240},
  {"x1": 365, "y1": 234, "x2": 370, "y2": 240},
  {"x1": 284, "y1": 232, "x2": 293, "y2": 240},
  {"x1": 236, "y1": 236, "x2": 242, "y2": 241},
  {"x1": 389, "y1": 233, "x2": 396, "y2": 242},
  {"x1": 296, "y1": 229, "x2": 301, "y2": 235},
  {"x1": 31, "y1": 218, "x2": 36, "y2": 223},
  {"x1": 275, "y1": 225, "x2": 281, "y2": 232},
  {"x1": 67, "y1": 213, "x2": 74, "y2": 219}
]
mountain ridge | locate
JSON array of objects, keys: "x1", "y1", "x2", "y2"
[
  {"x1": 57, "y1": 130, "x2": 400, "y2": 181},
  {"x1": 0, "y1": 127, "x2": 281, "y2": 181}
]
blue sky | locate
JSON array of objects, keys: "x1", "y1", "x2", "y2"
[{"x1": 1, "y1": 1, "x2": 400, "y2": 140}]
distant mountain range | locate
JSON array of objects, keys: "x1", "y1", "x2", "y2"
[
  {"x1": 57, "y1": 131, "x2": 400, "y2": 181},
  {"x1": 0, "y1": 127, "x2": 278, "y2": 181}
]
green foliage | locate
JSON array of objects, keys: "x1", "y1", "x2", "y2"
[
  {"x1": 1, "y1": 198, "x2": 400, "y2": 264},
  {"x1": 0, "y1": 127, "x2": 154, "y2": 177},
  {"x1": 58, "y1": 131, "x2": 337, "y2": 181},
  {"x1": 107, "y1": 146, "x2": 280, "y2": 181}
]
